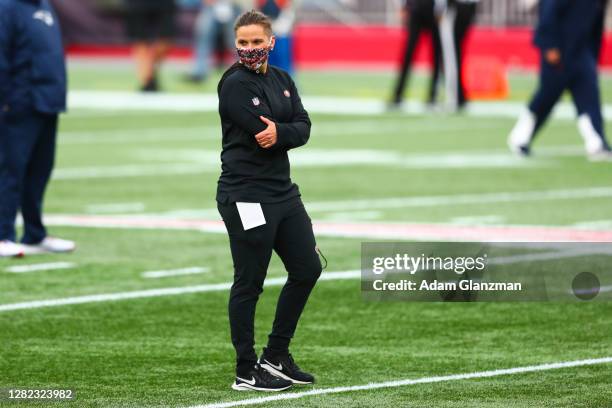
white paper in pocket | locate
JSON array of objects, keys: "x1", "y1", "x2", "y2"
[{"x1": 236, "y1": 202, "x2": 266, "y2": 230}]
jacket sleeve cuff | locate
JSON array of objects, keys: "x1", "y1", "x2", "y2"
[{"x1": 273, "y1": 123, "x2": 290, "y2": 149}]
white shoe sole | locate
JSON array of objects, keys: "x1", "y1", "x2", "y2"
[
  {"x1": 22, "y1": 246, "x2": 76, "y2": 255},
  {"x1": 231, "y1": 382, "x2": 292, "y2": 392},
  {"x1": 259, "y1": 363, "x2": 314, "y2": 385}
]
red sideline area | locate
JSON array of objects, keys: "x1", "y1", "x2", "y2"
[{"x1": 67, "y1": 25, "x2": 612, "y2": 70}]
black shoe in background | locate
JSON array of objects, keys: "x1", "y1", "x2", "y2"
[
  {"x1": 231, "y1": 363, "x2": 293, "y2": 392},
  {"x1": 140, "y1": 75, "x2": 159, "y2": 92},
  {"x1": 259, "y1": 347, "x2": 315, "y2": 385}
]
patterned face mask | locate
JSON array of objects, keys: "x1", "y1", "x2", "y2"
[{"x1": 236, "y1": 40, "x2": 273, "y2": 72}]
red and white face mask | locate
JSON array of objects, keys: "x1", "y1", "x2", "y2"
[{"x1": 236, "y1": 40, "x2": 273, "y2": 72}]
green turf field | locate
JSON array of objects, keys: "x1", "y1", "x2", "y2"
[{"x1": 0, "y1": 64, "x2": 611, "y2": 407}]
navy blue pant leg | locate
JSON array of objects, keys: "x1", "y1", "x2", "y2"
[
  {"x1": 21, "y1": 114, "x2": 57, "y2": 244},
  {"x1": 568, "y1": 52, "x2": 610, "y2": 149},
  {"x1": 0, "y1": 112, "x2": 56, "y2": 243},
  {"x1": 528, "y1": 55, "x2": 568, "y2": 137}
]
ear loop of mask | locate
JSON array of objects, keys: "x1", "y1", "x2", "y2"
[{"x1": 315, "y1": 246, "x2": 328, "y2": 270}]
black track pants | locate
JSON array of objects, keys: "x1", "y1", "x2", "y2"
[{"x1": 217, "y1": 196, "x2": 322, "y2": 376}]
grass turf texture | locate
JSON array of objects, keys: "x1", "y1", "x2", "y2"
[{"x1": 1, "y1": 66, "x2": 611, "y2": 407}]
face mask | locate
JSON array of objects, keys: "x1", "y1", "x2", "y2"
[{"x1": 236, "y1": 40, "x2": 273, "y2": 72}]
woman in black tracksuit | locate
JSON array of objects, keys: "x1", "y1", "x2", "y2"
[{"x1": 216, "y1": 10, "x2": 321, "y2": 392}]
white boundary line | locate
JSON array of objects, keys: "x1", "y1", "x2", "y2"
[
  {"x1": 4, "y1": 262, "x2": 77, "y2": 274},
  {"x1": 0, "y1": 270, "x2": 360, "y2": 313},
  {"x1": 142, "y1": 267, "x2": 210, "y2": 279},
  {"x1": 191, "y1": 357, "x2": 612, "y2": 408},
  {"x1": 1, "y1": 245, "x2": 609, "y2": 311},
  {"x1": 68, "y1": 90, "x2": 612, "y2": 119}
]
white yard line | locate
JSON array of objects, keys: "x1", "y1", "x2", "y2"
[
  {"x1": 142, "y1": 267, "x2": 210, "y2": 279},
  {"x1": 305, "y1": 186, "x2": 612, "y2": 212},
  {"x1": 1, "y1": 245, "x2": 609, "y2": 312},
  {"x1": 569, "y1": 285, "x2": 612, "y2": 295},
  {"x1": 52, "y1": 148, "x2": 543, "y2": 181},
  {"x1": 4, "y1": 262, "x2": 76, "y2": 274},
  {"x1": 52, "y1": 163, "x2": 217, "y2": 180},
  {"x1": 86, "y1": 202, "x2": 146, "y2": 214},
  {"x1": 58, "y1": 127, "x2": 220, "y2": 145},
  {"x1": 42, "y1": 214, "x2": 612, "y2": 242},
  {"x1": 51, "y1": 144, "x2": 592, "y2": 182},
  {"x1": 117, "y1": 186, "x2": 612, "y2": 219},
  {"x1": 68, "y1": 90, "x2": 612, "y2": 119},
  {"x1": 600, "y1": 285, "x2": 612, "y2": 293},
  {"x1": 0, "y1": 270, "x2": 361, "y2": 313},
  {"x1": 191, "y1": 357, "x2": 612, "y2": 408}
]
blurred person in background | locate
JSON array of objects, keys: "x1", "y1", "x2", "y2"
[
  {"x1": 185, "y1": 0, "x2": 243, "y2": 83},
  {"x1": 436, "y1": 0, "x2": 478, "y2": 111},
  {"x1": 258, "y1": 0, "x2": 296, "y2": 75},
  {"x1": 390, "y1": 0, "x2": 442, "y2": 109},
  {"x1": 124, "y1": 0, "x2": 177, "y2": 91},
  {"x1": 0, "y1": 0, "x2": 75, "y2": 258},
  {"x1": 507, "y1": 0, "x2": 612, "y2": 160}
]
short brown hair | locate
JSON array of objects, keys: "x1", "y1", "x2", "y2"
[{"x1": 234, "y1": 10, "x2": 273, "y2": 36}]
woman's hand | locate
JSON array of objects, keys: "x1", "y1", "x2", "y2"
[{"x1": 255, "y1": 116, "x2": 278, "y2": 149}]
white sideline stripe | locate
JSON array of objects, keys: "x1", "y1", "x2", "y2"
[
  {"x1": 569, "y1": 285, "x2": 612, "y2": 295},
  {"x1": 86, "y1": 202, "x2": 145, "y2": 214},
  {"x1": 0, "y1": 247, "x2": 606, "y2": 311},
  {"x1": 48, "y1": 144, "x2": 589, "y2": 182},
  {"x1": 53, "y1": 163, "x2": 217, "y2": 180},
  {"x1": 192, "y1": 357, "x2": 612, "y2": 408},
  {"x1": 106, "y1": 186, "x2": 612, "y2": 220},
  {"x1": 51, "y1": 149, "x2": 542, "y2": 181},
  {"x1": 0, "y1": 245, "x2": 605, "y2": 311},
  {"x1": 306, "y1": 186, "x2": 612, "y2": 212},
  {"x1": 4, "y1": 262, "x2": 76, "y2": 274},
  {"x1": 68, "y1": 90, "x2": 612, "y2": 119},
  {"x1": 0, "y1": 270, "x2": 361, "y2": 313},
  {"x1": 142, "y1": 267, "x2": 210, "y2": 279}
]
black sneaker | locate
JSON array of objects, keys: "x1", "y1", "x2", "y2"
[
  {"x1": 259, "y1": 348, "x2": 315, "y2": 384},
  {"x1": 140, "y1": 75, "x2": 159, "y2": 92},
  {"x1": 231, "y1": 363, "x2": 293, "y2": 392}
]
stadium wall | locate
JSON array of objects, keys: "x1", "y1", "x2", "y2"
[{"x1": 67, "y1": 25, "x2": 612, "y2": 71}]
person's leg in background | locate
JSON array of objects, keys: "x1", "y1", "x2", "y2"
[
  {"x1": 132, "y1": 41, "x2": 156, "y2": 91},
  {"x1": 151, "y1": 8, "x2": 176, "y2": 89},
  {"x1": 259, "y1": 198, "x2": 322, "y2": 384},
  {"x1": 428, "y1": 5, "x2": 443, "y2": 105},
  {"x1": 189, "y1": 6, "x2": 215, "y2": 82},
  {"x1": 220, "y1": 6, "x2": 241, "y2": 69},
  {"x1": 453, "y1": 1, "x2": 477, "y2": 109},
  {"x1": 391, "y1": 4, "x2": 424, "y2": 107},
  {"x1": 0, "y1": 113, "x2": 41, "y2": 254},
  {"x1": 569, "y1": 51, "x2": 612, "y2": 159},
  {"x1": 508, "y1": 54, "x2": 567, "y2": 155},
  {"x1": 439, "y1": 3, "x2": 458, "y2": 110},
  {"x1": 20, "y1": 114, "x2": 57, "y2": 245},
  {"x1": 126, "y1": 9, "x2": 157, "y2": 91}
]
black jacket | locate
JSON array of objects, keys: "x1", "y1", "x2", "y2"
[{"x1": 216, "y1": 63, "x2": 311, "y2": 204}]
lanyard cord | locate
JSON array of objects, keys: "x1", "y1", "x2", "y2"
[{"x1": 316, "y1": 246, "x2": 328, "y2": 270}]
